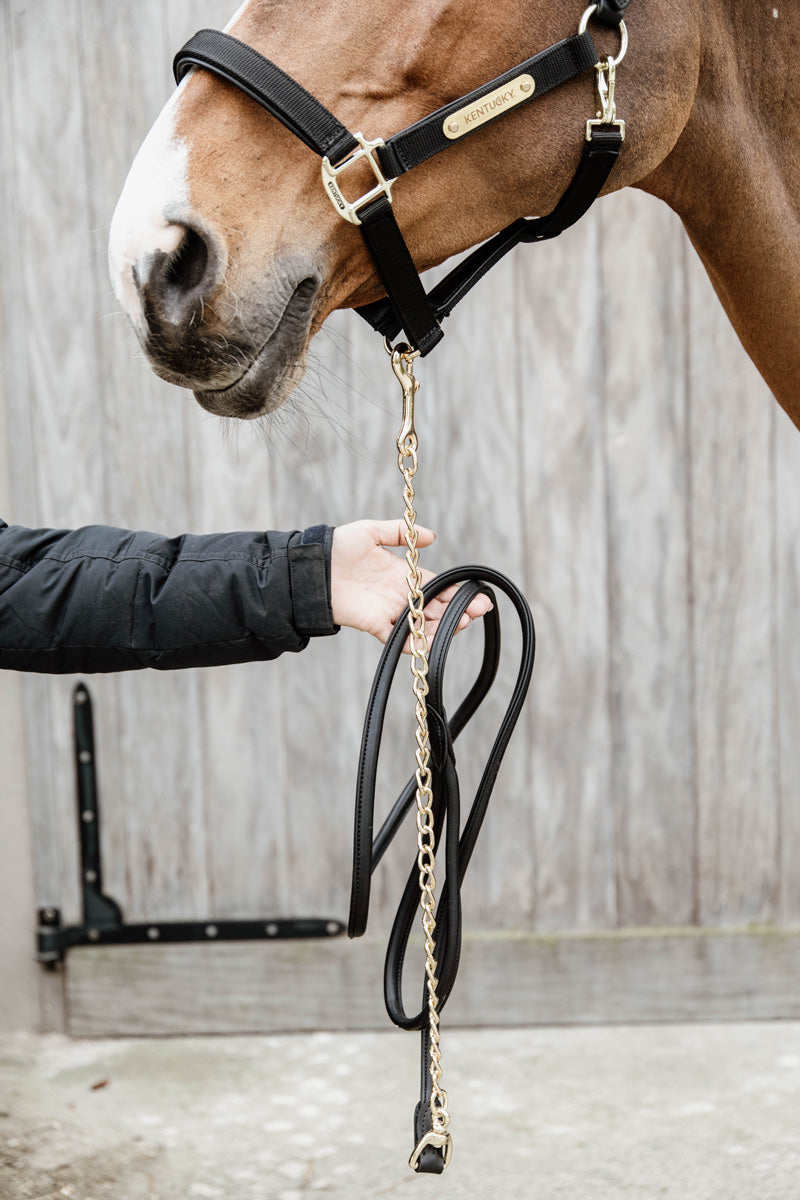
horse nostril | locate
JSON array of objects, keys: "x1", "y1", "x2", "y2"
[
  {"x1": 145, "y1": 225, "x2": 213, "y2": 325},
  {"x1": 163, "y1": 227, "x2": 209, "y2": 294}
]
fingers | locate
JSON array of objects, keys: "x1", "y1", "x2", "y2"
[
  {"x1": 393, "y1": 588, "x2": 494, "y2": 652},
  {"x1": 422, "y1": 587, "x2": 493, "y2": 622}
]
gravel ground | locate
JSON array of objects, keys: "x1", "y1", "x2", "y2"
[{"x1": 1, "y1": 1023, "x2": 800, "y2": 1199}]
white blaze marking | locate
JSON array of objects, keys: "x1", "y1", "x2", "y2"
[{"x1": 108, "y1": 86, "x2": 190, "y2": 333}]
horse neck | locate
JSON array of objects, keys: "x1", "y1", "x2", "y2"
[{"x1": 640, "y1": 3, "x2": 800, "y2": 426}]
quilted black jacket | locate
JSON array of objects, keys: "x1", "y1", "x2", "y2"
[{"x1": 0, "y1": 520, "x2": 337, "y2": 673}]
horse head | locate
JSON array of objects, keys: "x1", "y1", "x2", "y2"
[{"x1": 109, "y1": 1, "x2": 699, "y2": 418}]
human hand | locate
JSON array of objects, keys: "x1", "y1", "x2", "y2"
[{"x1": 330, "y1": 520, "x2": 493, "y2": 647}]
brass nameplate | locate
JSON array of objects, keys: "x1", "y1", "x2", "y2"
[{"x1": 442, "y1": 74, "x2": 535, "y2": 140}]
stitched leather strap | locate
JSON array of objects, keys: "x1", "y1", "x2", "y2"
[
  {"x1": 349, "y1": 567, "x2": 536, "y2": 1171},
  {"x1": 377, "y1": 32, "x2": 599, "y2": 178}
]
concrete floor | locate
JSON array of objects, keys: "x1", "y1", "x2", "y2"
[{"x1": 1, "y1": 1024, "x2": 799, "y2": 1200}]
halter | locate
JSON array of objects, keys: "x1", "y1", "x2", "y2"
[
  {"x1": 174, "y1": 2, "x2": 630, "y2": 357},
  {"x1": 173, "y1": 0, "x2": 631, "y2": 1174}
]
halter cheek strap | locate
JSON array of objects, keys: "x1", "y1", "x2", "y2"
[{"x1": 173, "y1": 6, "x2": 627, "y2": 355}]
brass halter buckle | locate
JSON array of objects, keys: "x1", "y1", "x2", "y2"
[{"x1": 321, "y1": 132, "x2": 395, "y2": 225}]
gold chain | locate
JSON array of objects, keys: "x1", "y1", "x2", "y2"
[{"x1": 387, "y1": 340, "x2": 452, "y2": 1171}]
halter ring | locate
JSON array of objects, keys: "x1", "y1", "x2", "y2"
[{"x1": 578, "y1": 5, "x2": 628, "y2": 67}]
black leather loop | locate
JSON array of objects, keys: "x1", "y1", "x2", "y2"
[
  {"x1": 349, "y1": 567, "x2": 536, "y2": 1170},
  {"x1": 594, "y1": 0, "x2": 633, "y2": 27}
]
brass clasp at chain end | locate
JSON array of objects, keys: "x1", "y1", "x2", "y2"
[
  {"x1": 408, "y1": 1129, "x2": 454, "y2": 1172},
  {"x1": 386, "y1": 337, "x2": 421, "y2": 448}
]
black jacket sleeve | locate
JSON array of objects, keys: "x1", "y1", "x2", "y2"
[{"x1": 0, "y1": 520, "x2": 338, "y2": 674}]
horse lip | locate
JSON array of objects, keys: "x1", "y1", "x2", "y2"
[{"x1": 194, "y1": 276, "x2": 319, "y2": 418}]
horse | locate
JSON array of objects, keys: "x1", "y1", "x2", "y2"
[{"x1": 108, "y1": 0, "x2": 800, "y2": 429}]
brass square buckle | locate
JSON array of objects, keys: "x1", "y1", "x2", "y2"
[{"x1": 321, "y1": 133, "x2": 395, "y2": 225}]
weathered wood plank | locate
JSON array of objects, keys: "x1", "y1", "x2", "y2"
[
  {"x1": 0, "y1": 23, "x2": 38, "y2": 1021},
  {"x1": 425, "y1": 257, "x2": 535, "y2": 930},
  {"x1": 7, "y1": 0, "x2": 112, "y2": 930},
  {"x1": 515, "y1": 213, "x2": 617, "y2": 931},
  {"x1": 599, "y1": 191, "x2": 695, "y2": 926},
  {"x1": 685, "y1": 239, "x2": 780, "y2": 924},
  {"x1": 66, "y1": 928, "x2": 800, "y2": 1036},
  {"x1": 76, "y1": 0, "x2": 212, "y2": 923},
  {"x1": 775, "y1": 403, "x2": 800, "y2": 922}
]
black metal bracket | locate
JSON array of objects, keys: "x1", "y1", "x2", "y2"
[{"x1": 37, "y1": 683, "x2": 344, "y2": 966}]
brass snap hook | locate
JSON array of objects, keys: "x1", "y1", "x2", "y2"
[
  {"x1": 386, "y1": 338, "x2": 421, "y2": 447},
  {"x1": 586, "y1": 54, "x2": 626, "y2": 141},
  {"x1": 409, "y1": 1129, "x2": 454, "y2": 1172}
]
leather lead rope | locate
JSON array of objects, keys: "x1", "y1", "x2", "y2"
[
  {"x1": 172, "y1": 2, "x2": 631, "y2": 1172},
  {"x1": 347, "y1": 346, "x2": 537, "y2": 1169}
]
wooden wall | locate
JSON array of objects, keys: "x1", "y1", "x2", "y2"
[{"x1": 2, "y1": 0, "x2": 799, "y2": 1033}]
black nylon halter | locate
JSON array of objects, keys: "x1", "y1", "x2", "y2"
[
  {"x1": 174, "y1": 4, "x2": 629, "y2": 356},
  {"x1": 172, "y1": 3, "x2": 630, "y2": 1173}
]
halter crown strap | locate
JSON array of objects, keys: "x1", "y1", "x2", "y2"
[{"x1": 376, "y1": 32, "x2": 598, "y2": 179}]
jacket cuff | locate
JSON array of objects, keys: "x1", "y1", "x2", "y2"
[{"x1": 287, "y1": 525, "x2": 340, "y2": 637}]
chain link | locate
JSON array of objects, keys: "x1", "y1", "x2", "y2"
[{"x1": 388, "y1": 342, "x2": 451, "y2": 1162}]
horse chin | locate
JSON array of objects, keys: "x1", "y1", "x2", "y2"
[
  {"x1": 155, "y1": 269, "x2": 319, "y2": 419},
  {"x1": 192, "y1": 339, "x2": 310, "y2": 419}
]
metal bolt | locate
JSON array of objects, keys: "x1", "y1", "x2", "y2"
[
  {"x1": 84, "y1": 869, "x2": 97, "y2": 883},
  {"x1": 87, "y1": 928, "x2": 100, "y2": 942},
  {"x1": 42, "y1": 908, "x2": 57, "y2": 922},
  {"x1": 447, "y1": 120, "x2": 459, "y2": 133},
  {"x1": 75, "y1": 691, "x2": 88, "y2": 705},
  {"x1": 205, "y1": 924, "x2": 218, "y2": 938},
  {"x1": 520, "y1": 79, "x2": 533, "y2": 93},
  {"x1": 79, "y1": 750, "x2": 92, "y2": 764},
  {"x1": 147, "y1": 926, "x2": 160, "y2": 940},
  {"x1": 81, "y1": 810, "x2": 95, "y2": 823},
  {"x1": 326, "y1": 922, "x2": 340, "y2": 936},
  {"x1": 265, "y1": 923, "x2": 279, "y2": 937}
]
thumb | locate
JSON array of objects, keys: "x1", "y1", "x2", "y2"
[{"x1": 370, "y1": 519, "x2": 436, "y2": 549}]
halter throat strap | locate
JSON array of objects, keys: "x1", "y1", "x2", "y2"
[{"x1": 173, "y1": 11, "x2": 624, "y2": 356}]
